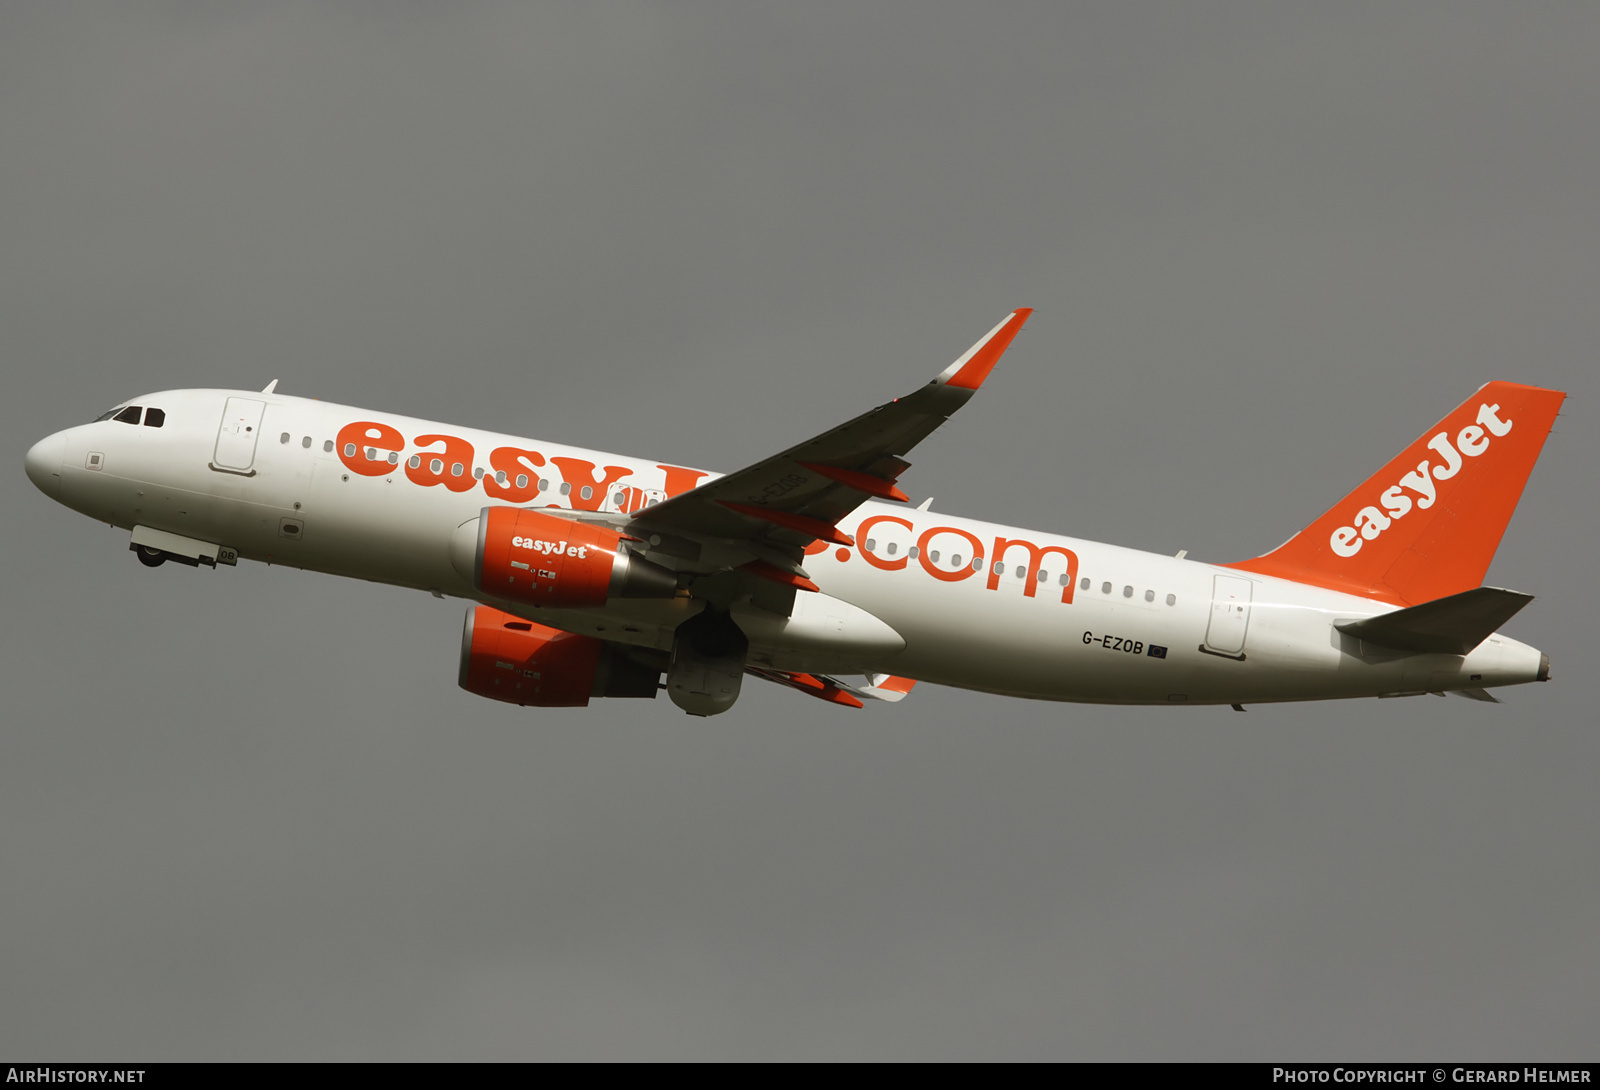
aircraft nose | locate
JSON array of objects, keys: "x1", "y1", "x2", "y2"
[{"x1": 25, "y1": 431, "x2": 66, "y2": 499}]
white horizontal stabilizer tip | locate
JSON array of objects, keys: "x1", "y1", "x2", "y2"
[
  {"x1": 933, "y1": 308, "x2": 1033, "y2": 391},
  {"x1": 859, "y1": 674, "x2": 918, "y2": 703}
]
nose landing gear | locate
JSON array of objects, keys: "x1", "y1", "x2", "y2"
[{"x1": 130, "y1": 543, "x2": 200, "y2": 568}]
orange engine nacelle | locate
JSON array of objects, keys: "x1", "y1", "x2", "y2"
[
  {"x1": 458, "y1": 605, "x2": 662, "y2": 707},
  {"x1": 454, "y1": 507, "x2": 678, "y2": 609}
]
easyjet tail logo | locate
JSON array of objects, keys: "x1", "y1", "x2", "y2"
[{"x1": 1329, "y1": 402, "x2": 1512, "y2": 558}]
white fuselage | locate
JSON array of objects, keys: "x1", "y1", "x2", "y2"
[{"x1": 26, "y1": 388, "x2": 1547, "y2": 706}]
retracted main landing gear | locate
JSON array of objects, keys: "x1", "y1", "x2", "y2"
[{"x1": 666, "y1": 609, "x2": 749, "y2": 717}]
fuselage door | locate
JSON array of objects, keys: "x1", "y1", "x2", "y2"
[
  {"x1": 1203, "y1": 574, "x2": 1253, "y2": 659},
  {"x1": 212, "y1": 397, "x2": 266, "y2": 475}
]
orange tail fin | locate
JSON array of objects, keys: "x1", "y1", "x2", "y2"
[{"x1": 1225, "y1": 382, "x2": 1565, "y2": 605}]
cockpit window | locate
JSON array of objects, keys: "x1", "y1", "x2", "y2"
[
  {"x1": 144, "y1": 408, "x2": 166, "y2": 428},
  {"x1": 93, "y1": 407, "x2": 124, "y2": 422},
  {"x1": 113, "y1": 406, "x2": 143, "y2": 424}
]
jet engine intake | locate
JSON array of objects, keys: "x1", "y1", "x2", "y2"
[
  {"x1": 453, "y1": 507, "x2": 678, "y2": 608},
  {"x1": 458, "y1": 605, "x2": 661, "y2": 707}
]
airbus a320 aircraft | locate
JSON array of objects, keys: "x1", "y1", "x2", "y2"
[{"x1": 24, "y1": 310, "x2": 1565, "y2": 716}]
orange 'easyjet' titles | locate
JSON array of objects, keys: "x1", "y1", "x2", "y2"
[
  {"x1": 335, "y1": 422, "x2": 712, "y2": 509},
  {"x1": 406, "y1": 433, "x2": 479, "y2": 493},
  {"x1": 335, "y1": 421, "x2": 404, "y2": 477}
]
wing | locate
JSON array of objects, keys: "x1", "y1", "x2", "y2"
[
  {"x1": 746, "y1": 667, "x2": 920, "y2": 709},
  {"x1": 626, "y1": 309, "x2": 1032, "y2": 575}
]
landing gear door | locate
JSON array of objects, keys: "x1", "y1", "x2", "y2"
[
  {"x1": 1203, "y1": 574, "x2": 1253, "y2": 659},
  {"x1": 212, "y1": 397, "x2": 266, "y2": 475}
]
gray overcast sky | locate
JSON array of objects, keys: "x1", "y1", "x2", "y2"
[{"x1": 3, "y1": 3, "x2": 1597, "y2": 1060}]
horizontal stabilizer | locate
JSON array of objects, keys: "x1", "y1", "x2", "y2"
[
  {"x1": 861, "y1": 674, "x2": 918, "y2": 703},
  {"x1": 1335, "y1": 586, "x2": 1534, "y2": 655},
  {"x1": 1451, "y1": 687, "x2": 1502, "y2": 703}
]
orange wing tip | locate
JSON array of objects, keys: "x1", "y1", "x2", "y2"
[
  {"x1": 823, "y1": 688, "x2": 867, "y2": 709},
  {"x1": 937, "y1": 308, "x2": 1034, "y2": 391},
  {"x1": 738, "y1": 559, "x2": 820, "y2": 593},
  {"x1": 797, "y1": 461, "x2": 910, "y2": 503},
  {"x1": 719, "y1": 501, "x2": 855, "y2": 547},
  {"x1": 872, "y1": 675, "x2": 917, "y2": 695}
]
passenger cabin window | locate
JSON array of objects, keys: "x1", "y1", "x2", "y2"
[
  {"x1": 144, "y1": 408, "x2": 165, "y2": 428},
  {"x1": 323, "y1": 440, "x2": 334, "y2": 453},
  {"x1": 114, "y1": 406, "x2": 142, "y2": 425}
]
